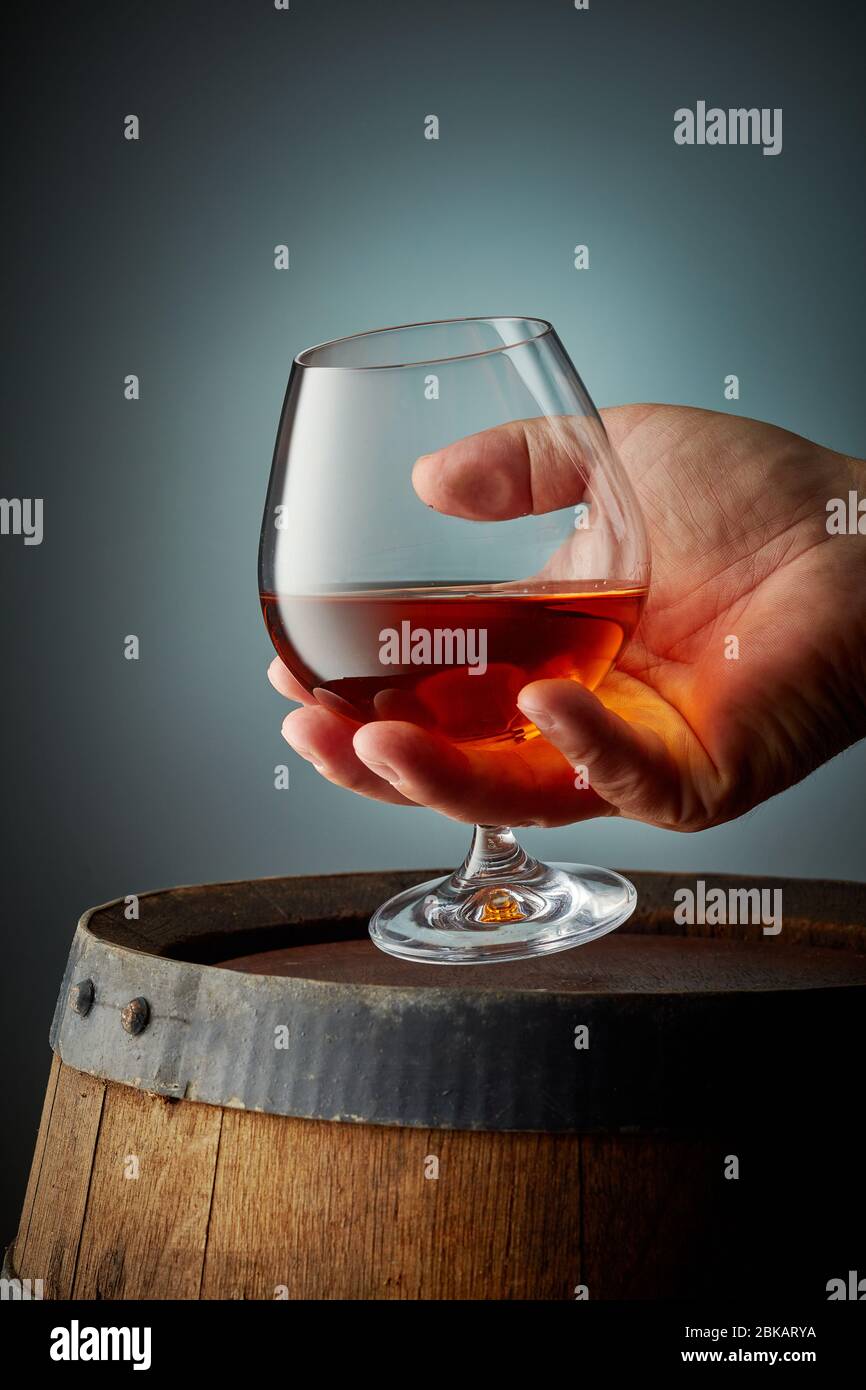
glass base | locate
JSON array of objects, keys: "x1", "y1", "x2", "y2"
[{"x1": 369, "y1": 826, "x2": 637, "y2": 965}]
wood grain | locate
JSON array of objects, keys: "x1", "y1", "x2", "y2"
[
  {"x1": 14, "y1": 1052, "x2": 60, "y2": 1259},
  {"x1": 14, "y1": 1063, "x2": 105, "y2": 1297},
  {"x1": 72, "y1": 1084, "x2": 223, "y2": 1299},
  {"x1": 201, "y1": 1110, "x2": 583, "y2": 1299},
  {"x1": 14, "y1": 1063, "x2": 866, "y2": 1300},
  {"x1": 581, "y1": 1135, "x2": 724, "y2": 1299}
]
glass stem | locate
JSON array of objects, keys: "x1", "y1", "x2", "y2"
[{"x1": 452, "y1": 824, "x2": 539, "y2": 889}]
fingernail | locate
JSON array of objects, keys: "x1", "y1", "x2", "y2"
[
  {"x1": 518, "y1": 701, "x2": 555, "y2": 733},
  {"x1": 283, "y1": 729, "x2": 313, "y2": 758},
  {"x1": 358, "y1": 756, "x2": 400, "y2": 785}
]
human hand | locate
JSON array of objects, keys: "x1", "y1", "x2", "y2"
[{"x1": 271, "y1": 404, "x2": 866, "y2": 829}]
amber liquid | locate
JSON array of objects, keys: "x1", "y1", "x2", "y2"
[{"x1": 261, "y1": 582, "x2": 647, "y2": 749}]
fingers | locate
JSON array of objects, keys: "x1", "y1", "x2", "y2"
[
  {"x1": 267, "y1": 657, "x2": 317, "y2": 705},
  {"x1": 269, "y1": 660, "x2": 418, "y2": 806},
  {"x1": 352, "y1": 721, "x2": 612, "y2": 827},
  {"x1": 272, "y1": 664, "x2": 619, "y2": 824},
  {"x1": 269, "y1": 658, "x2": 621, "y2": 824},
  {"x1": 280, "y1": 706, "x2": 418, "y2": 807},
  {"x1": 516, "y1": 678, "x2": 683, "y2": 824},
  {"x1": 411, "y1": 405, "x2": 676, "y2": 523},
  {"x1": 269, "y1": 664, "x2": 673, "y2": 827},
  {"x1": 412, "y1": 417, "x2": 595, "y2": 519}
]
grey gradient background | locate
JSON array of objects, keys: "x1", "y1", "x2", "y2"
[{"x1": 2, "y1": 0, "x2": 864, "y2": 1238}]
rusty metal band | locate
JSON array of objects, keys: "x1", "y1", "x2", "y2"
[{"x1": 48, "y1": 869, "x2": 866, "y2": 1133}]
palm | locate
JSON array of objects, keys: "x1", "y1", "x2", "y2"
[{"x1": 583, "y1": 405, "x2": 865, "y2": 827}]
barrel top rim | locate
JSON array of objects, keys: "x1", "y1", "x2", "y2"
[{"x1": 71, "y1": 866, "x2": 866, "y2": 1000}]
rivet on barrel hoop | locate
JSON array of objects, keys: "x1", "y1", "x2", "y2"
[
  {"x1": 69, "y1": 979, "x2": 95, "y2": 1017},
  {"x1": 121, "y1": 997, "x2": 150, "y2": 1035}
]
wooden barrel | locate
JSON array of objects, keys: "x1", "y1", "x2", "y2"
[{"x1": 10, "y1": 869, "x2": 866, "y2": 1300}]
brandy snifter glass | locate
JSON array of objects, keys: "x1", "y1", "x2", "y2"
[{"x1": 259, "y1": 317, "x2": 650, "y2": 964}]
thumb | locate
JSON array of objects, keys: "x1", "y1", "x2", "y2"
[
  {"x1": 412, "y1": 416, "x2": 595, "y2": 519},
  {"x1": 517, "y1": 678, "x2": 682, "y2": 824}
]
